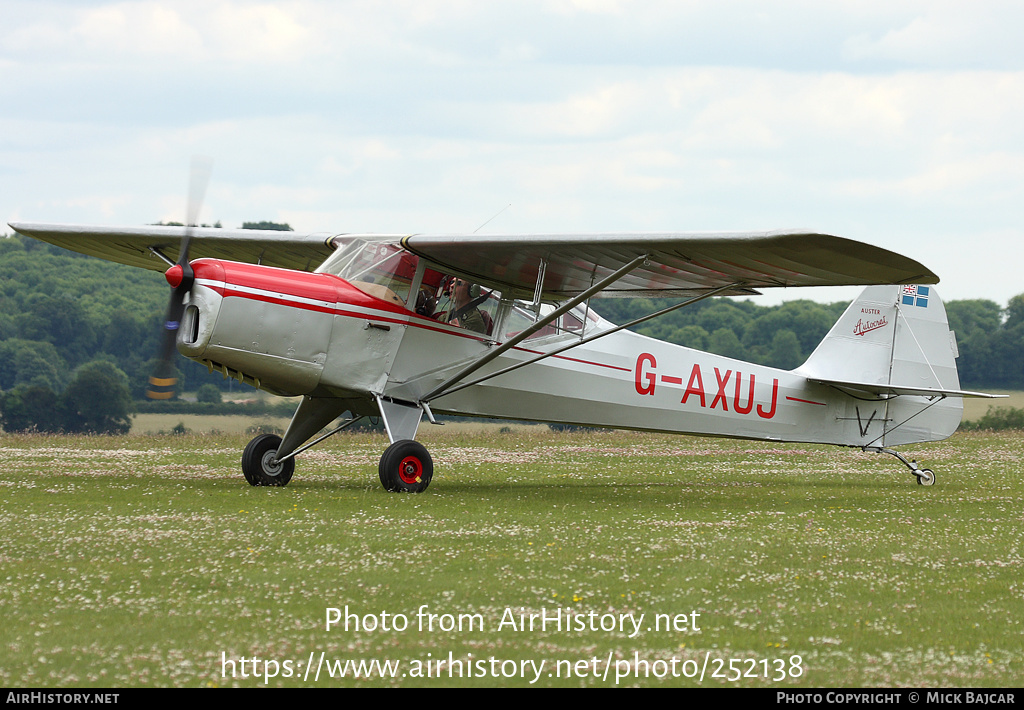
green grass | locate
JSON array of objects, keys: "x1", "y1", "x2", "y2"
[
  {"x1": 132, "y1": 388, "x2": 1024, "y2": 435},
  {"x1": 0, "y1": 428, "x2": 1021, "y2": 687}
]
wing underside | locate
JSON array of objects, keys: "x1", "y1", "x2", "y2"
[{"x1": 401, "y1": 230, "x2": 938, "y2": 299}]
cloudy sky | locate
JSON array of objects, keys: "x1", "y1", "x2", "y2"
[{"x1": 2, "y1": 0, "x2": 1022, "y2": 306}]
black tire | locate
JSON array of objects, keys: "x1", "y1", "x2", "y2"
[
  {"x1": 241, "y1": 434, "x2": 295, "y2": 487},
  {"x1": 378, "y1": 440, "x2": 433, "y2": 493}
]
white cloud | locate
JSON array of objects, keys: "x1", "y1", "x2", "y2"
[
  {"x1": 544, "y1": 0, "x2": 626, "y2": 15},
  {"x1": 208, "y1": 3, "x2": 316, "y2": 62},
  {"x1": 841, "y1": 0, "x2": 1024, "y2": 68},
  {"x1": 4, "y1": 2, "x2": 201, "y2": 58},
  {"x1": 76, "y1": 3, "x2": 202, "y2": 56},
  {"x1": 2, "y1": 1, "x2": 323, "y2": 63},
  {"x1": 2, "y1": 1, "x2": 1024, "y2": 306}
]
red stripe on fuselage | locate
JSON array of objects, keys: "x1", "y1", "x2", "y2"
[
  {"x1": 192, "y1": 259, "x2": 411, "y2": 316},
  {"x1": 786, "y1": 396, "x2": 827, "y2": 406},
  {"x1": 513, "y1": 346, "x2": 632, "y2": 373},
  {"x1": 193, "y1": 258, "x2": 627, "y2": 373}
]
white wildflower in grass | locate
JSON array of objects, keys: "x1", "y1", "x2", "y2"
[{"x1": 0, "y1": 429, "x2": 1021, "y2": 686}]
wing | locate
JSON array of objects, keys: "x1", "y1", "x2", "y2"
[
  {"x1": 8, "y1": 222, "x2": 338, "y2": 272},
  {"x1": 10, "y1": 223, "x2": 938, "y2": 298},
  {"x1": 401, "y1": 230, "x2": 938, "y2": 298}
]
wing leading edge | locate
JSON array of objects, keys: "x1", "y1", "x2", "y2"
[{"x1": 401, "y1": 230, "x2": 938, "y2": 299}]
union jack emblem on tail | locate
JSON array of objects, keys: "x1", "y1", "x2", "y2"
[{"x1": 901, "y1": 285, "x2": 929, "y2": 308}]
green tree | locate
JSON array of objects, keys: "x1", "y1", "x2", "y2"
[
  {"x1": 769, "y1": 330, "x2": 803, "y2": 370},
  {"x1": 989, "y1": 296, "x2": 1024, "y2": 387},
  {"x1": 742, "y1": 301, "x2": 833, "y2": 359},
  {"x1": 60, "y1": 361, "x2": 133, "y2": 434},
  {"x1": 946, "y1": 299, "x2": 1002, "y2": 338},
  {"x1": 196, "y1": 383, "x2": 222, "y2": 404},
  {"x1": 17, "y1": 295, "x2": 98, "y2": 368},
  {"x1": 697, "y1": 302, "x2": 752, "y2": 337},
  {"x1": 708, "y1": 328, "x2": 744, "y2": 359},
  {"x1": 0, "y1": 384, "x2": 61, "y2": 433},
  {"x1": 0, "y1": 339, "x2": 66, "y2": 391},
  {"x1": 945, "y1": 299, "x2": 1003, "y2": 386},
  {"x1": 100, "y1": 309, "x2": 151, "y2": 362},
  {"x1": 1005, "y1": 294, "x2": 1024, "y2": 330},
  {"x1": 666, "y1": 325, "x2": 710, "y2": 350},
  {"x1": 242, "y1": 221, "x2": 293, "y2": 231}
]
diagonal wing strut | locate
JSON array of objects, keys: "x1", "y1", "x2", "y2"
[
  {"x1": 421, "y1": 253, "x2": 649, "y2": 402},
  {"x1": 427, "y1": 280, "x2": 745, "y2": 403}
]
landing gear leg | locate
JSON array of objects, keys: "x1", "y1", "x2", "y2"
[
  {"x1": 379, "y1": 440, "x2": 433, "y2": 493},
  {"x1": 866, "y1": 447, "x2": 935, "y2": 486}
]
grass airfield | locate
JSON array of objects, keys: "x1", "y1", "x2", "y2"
[{"x1": 0, "y1": 425, "x2": 1021, "y2": 687}]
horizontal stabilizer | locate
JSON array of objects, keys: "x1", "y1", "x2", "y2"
[{"x1": 810, "y1": 377, "x2": 1007, "y2": 400}]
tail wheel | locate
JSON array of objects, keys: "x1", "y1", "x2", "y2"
[
  {"x1": 379, "y1": 440, "x2": 433, "y2": 493},
  {"x1": 915, "y1": 468, "x2": 936, "y2": 486},
  {"x1": 242, "y1": 434, "x2": 295, "y2": 486}
]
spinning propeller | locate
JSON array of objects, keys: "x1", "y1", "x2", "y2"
[{"x1": 146, "y1": 157, "x2": 212, "y2": 400}]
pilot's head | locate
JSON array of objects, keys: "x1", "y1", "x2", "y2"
[{"x1": 454, "y1": 279, "x2": 480, "y2": 301}]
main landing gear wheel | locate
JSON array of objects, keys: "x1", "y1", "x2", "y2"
[
  {"x1": 915, "y1": 468, "x2": 936, "y2": 486},
  {"x1": 242, "y1": 434, "x2": 295, "y2": 487},
  {"x1": 379, "y1": 440, "x2": 433, "y2": 493}
]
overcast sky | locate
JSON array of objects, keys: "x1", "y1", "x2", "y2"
[{"x1": 2, "y1": 0, "x2": 1022, "y2": 307}]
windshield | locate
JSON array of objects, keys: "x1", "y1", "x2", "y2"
[
  {"x1": 318, "y1": 238, "x2": 606, "y2": 339},
  {"x1": 317, "y1": 237, "x2": 418, "y2": 307}
]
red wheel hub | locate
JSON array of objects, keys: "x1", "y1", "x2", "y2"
[{"x1": 398, "y1": 456, "x2": 423, "y2": 484}]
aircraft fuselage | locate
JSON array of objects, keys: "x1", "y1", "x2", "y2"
[{"x1": 178, "y1": 258, "x2": 960, "y2": 450}]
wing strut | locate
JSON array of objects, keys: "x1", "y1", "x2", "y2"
[
  {"x1": 421, "y1": 253, "x2": 650, "y2": 402},
  {"x1": 430, "y1": 280, "x2": 745, "y2": 402}
]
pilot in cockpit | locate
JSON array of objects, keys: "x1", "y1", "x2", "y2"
[
  {"x1": 415, "y1": 275, "x2": 490, "y2": 334},
  {"x1": 448, "y1": 278, "x2": 487, "y2": 333}
]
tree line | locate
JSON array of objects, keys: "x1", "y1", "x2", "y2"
[
  {"x1": 0, "y1": 226, "x2": 291, "y2": 433},
  {"x1": 595, "y1": 292, "x2": 1024, "y2": 388},
  {"x1": 0, "y1": 228, "x2": 1020, "y2": 433}
]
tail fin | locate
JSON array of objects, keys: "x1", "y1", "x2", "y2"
[{"x1": 796, "y1": 285, "x2": 966, "y2": 446}]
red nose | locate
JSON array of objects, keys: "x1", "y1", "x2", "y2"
[{"x1": 165, "y1": 264, "x2": 184, "y2": 288}]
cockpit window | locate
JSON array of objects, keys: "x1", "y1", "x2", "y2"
[
  {"x1": 502, "y1": 301, "x2": 592, "y2": 341},
  {"x1": 318, "y1": 238, "x2": 417, "y2": 307},
  {"x1": 317, "y1": 238, "x2": 600, "y2": 341},
  {"x1": 317, "y1": 239, "x2": 493, "y2": 332},
  {"x1": 429, "y1": 277, "x2": 500, "y2": 336}
]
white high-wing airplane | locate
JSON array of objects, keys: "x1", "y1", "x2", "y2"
[{"x1": 10, "y1": 220, "x2": 1001, "y2": 491}]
